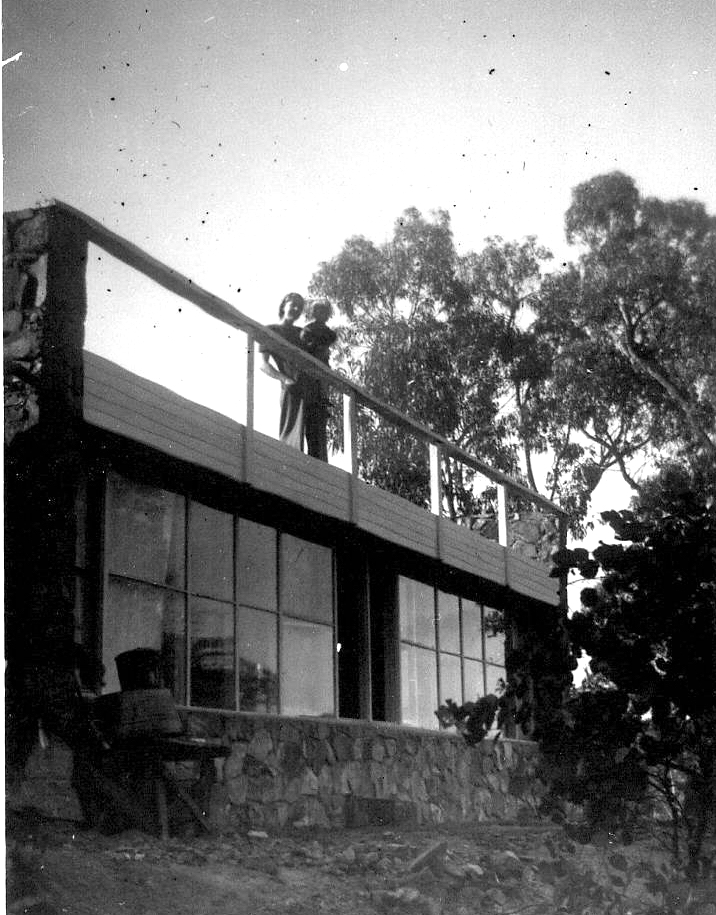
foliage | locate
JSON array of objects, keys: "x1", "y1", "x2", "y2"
[
  {"x1": 310, "y1": 179, "x2": 716, "y2": 533},
  {"x1": 436, "y1": 601, "x2": 577, "y2": 747},
  {"x1": 534, "y1": 172, "x2": 716, "y2": 508},
  {"x1": 548, "y1": 464, "x2": 716, "y2": 877},
  {"x1": 309, "y1": 207, "x2": 528, "y2": 518},
  {"x1": 435, "y1": 694, "x2": 501, "y2": 744}
]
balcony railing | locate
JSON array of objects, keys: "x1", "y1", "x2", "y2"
[{"x1": 37, "y1": 201, "x2": 570, "y2": 551}]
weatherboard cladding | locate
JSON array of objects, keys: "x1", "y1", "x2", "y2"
[{"x1": 82, "y1": 350, "x2": 559, "y2": 606}]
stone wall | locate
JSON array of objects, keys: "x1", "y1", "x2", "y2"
[
  {"x1": 186, "y1": 712, "x2": 545, "y2": 832},
  {"x1": 3, "y1": 209, "x2": 49, "y2": 444}
]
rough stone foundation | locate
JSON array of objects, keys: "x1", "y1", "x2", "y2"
[{"x1": 186, "y1": 712, "x2": 546, "y2": 831}]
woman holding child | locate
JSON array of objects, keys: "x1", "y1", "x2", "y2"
[{"x1": 259, "y1": 293, "x2": 336, "y2": 460}]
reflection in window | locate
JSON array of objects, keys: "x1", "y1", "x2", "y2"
[
  {"x1": 484, "y1": 608, "x2": 506, "y2": 665},
  {"x1": 238, "y1": 519, "x2": 277, "y2": 611},
  {"x1": 280, "y1": 618, "x2": 334, "y2": 716},
  {"x1": 439, "y1": 651, "x2": 462, "y2": 706},
  {"x1": 280, "y1": 535, "x2": 333, "y2": 624},
  {"x1": 190, "y1": 597, "x2": 235, "y2": 710},
  {"x1": 463, "y1": 658, "x2": 484, "y2": 702},
  {"x1": 437, "y1": 591, "x2": 460, "y2": 653},
  {"x1": 399, "y1": 577, "x2": 435, "y2": 647},
  {"x1": 162, "y1": 593, "x2": 187, "y2": 705},
  {"x1": 398, "y1": 576, "x2": 507, "y2": 730},
  {"x1": 485, "y1": 663, "x2": 506, "y2": 696},
  {"x1": 188, "y1": 502, "x2": 233, "y2": 601},
  {"x1": 103, "y1": 577, "x2": 185, "y2": 695},
  {"x1": 103, "y1": 475, "x2": 337, "y2": 716},
  {"x1": 238, "y1": 605, "x2": 278, "y2": 713},
  {"x1": 106, "y1": 473, "x2": 185, "y2": 588},
  {"x1": 462, "y1": 599, "x2": 483, "y2": 659},
  {"x1": 401, "y1": 644, "x2": 438, "y2": 729}
]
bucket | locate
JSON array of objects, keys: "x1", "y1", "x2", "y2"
[{"x1": 115, "y1": 648, "x2": 163, "y2": 691}]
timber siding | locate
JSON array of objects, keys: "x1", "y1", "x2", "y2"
[{"x1": 83, "y1": 350, "x2": 559, "y2": 606}]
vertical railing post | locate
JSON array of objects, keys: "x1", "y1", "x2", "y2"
[
  {"x1": 343, "y1": 390, "x2": 358, "y2": 522},
  {"x1": 243, "y1": 332, "x2": 255, "y2": 483},
  {"x1": 429, "y1": 442, "x2": 442, "y2": 560},
  {"x1": 497, "y1": 483, "x2": 509, "y2": 586},
  {"x1": 429, "y1": 443, "x2": 442, "y2": 516},
  {"x1": 497, "y1": 483, "x2": 509, "y2": 547}
]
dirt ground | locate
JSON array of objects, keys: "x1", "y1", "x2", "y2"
[
  {"x1": 7, "y1": 746, "x2": 715, "y2": 915},
  {"x1": 8, "y1": 802, "x2": 716, "y2": 915}
]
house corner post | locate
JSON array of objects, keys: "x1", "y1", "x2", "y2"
[{"x1": 6, "y1": 205, "x2": 89, "y2": 666}]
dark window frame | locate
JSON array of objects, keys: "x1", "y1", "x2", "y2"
[{"x1": 100, "y1": 469, "x2": 338, "y2": 716}]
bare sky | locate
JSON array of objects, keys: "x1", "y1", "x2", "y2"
[{"x1": 4, "y1": 0, "x2": 715, "y2": 319}]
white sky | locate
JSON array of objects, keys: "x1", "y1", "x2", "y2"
[{"x1": 4, "y1": 0, "x2": 715, "y2": 526}]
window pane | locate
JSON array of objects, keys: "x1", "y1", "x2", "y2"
[
  {"x1": 400, "y1": 643, "x2": 438, "y2": 730},
  {"x1": 107, "y1": 473, "x2": 185, "y2": 587},
  {"x1": 437, "y1": 591, "x2": 460, "y2": 653},
  {"x1": 484, "y1": 608, "x2": 505, "y2": 665},
  {"x1": 188, "y1": 502, "x2": 233, "y2": 600},
  {"x1": 464, "y1": 658, "x2": 485, "y2": 701},
  {"x1": 398, "y1": 577, "x2": 435, "y2": 647},
  {"x1": 462, "y1": 599, "x2": 483, "y2": 659},
  {"x1": 440, "y1": 652, "x2": 462, "y2": 706},
  {"x1": 162, "y1": 593, "x2": 187, "y2": 705},
  {"x1": 280, "y1": 535, "x2": 333, "y2": 624},
  {"x1": 486, "y1": 663, "x2": 506, "y2": 696},
  {"x1": 103, "y1": 577, "x2": 185, "y2": 695},
  {"x1": 238, "y1": 605, "x2": 278, "y2": 713},
  {"x1": 237, "y1": 519, "x2": 277, "y2": 611},
  {"x1": 190, "y1": 597, "x2": 235, "y2": 709},
  {"x1": 280, "y1": 619, "x2": 334, "y2": 716}
]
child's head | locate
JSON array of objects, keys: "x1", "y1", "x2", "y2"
[{"x1": 309, "y1": 300, "x2": 333, "y2": 323}]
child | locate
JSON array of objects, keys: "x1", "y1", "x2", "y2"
[
  {"x1": 301, "y1": 300, "x2": 337, "y2": 365},
  {"x1": 301, "y1": 301, "x2": 337, "y2": 461}
]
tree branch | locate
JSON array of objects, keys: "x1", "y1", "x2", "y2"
[{"x1": 612, "y1": 301, "x2": 716, "y2": 456}]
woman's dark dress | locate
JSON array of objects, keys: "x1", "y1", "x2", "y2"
[{"x1": 300, "y1": 322, "x2": 337, "y2": 461}]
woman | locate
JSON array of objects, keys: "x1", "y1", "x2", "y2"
[{"x1": 259, "y1": 292, "x2": 306, "y2": 449}]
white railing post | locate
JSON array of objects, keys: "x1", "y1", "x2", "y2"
[
  {"x1": 343, "y1": 391, "x2": 358, "y2": 522},
  {"x1": 497, "y1": 483, "x2": 509, "y2": 547},
  {"x1": 430, "y1": 442, "x2": 442, "y2": 559},
  {"x1": 429, "y1": 443, "x2": 442, "y2": 516},
  {"x1": 497, "y1": 483, "x2": 510, "y2": 587},
  {"x1": 243, "y1": 333, "x2": 255, "y2": 483}
]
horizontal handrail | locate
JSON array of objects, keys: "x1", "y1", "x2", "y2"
[{"x1": 49, "y1": 199, "x2": 568, "y2": 518}]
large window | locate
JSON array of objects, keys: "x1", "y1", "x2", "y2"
[
  {"x1": 102, "y1": 472, "x2": 336, "y2": 716},
  {"x1": 398, "y1": 575, "x2": 506, "y2": 730}
]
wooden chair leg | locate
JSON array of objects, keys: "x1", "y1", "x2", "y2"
[{"x1": 153, "y1": 777, "x2": 169, "y2": 840}]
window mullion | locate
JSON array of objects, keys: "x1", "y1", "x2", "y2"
[
  {"x1": 332, "y1": 549, "x2": 339, "y2": 718},
  {"x1": 184, "y1": 497, "x2": 192, "y2": 706},
  {"x1": 433, "y1": 583, "x2": 441, "y2": 709},
  {"x1": 234, "y1": 515, "x2": 240, "y2": 712},
  {"x1": 276, "y1": 531, "x2": 282, "y2": 716},
  {"x1": 459, "y1": 597, "x2": 465, "y2": 706},
  {"x1": 481, "y1": 603, "x2": 487, "y2": 697},
  {"x1": 99, "y1": 470, "x2": 110, "y2": 693}
]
